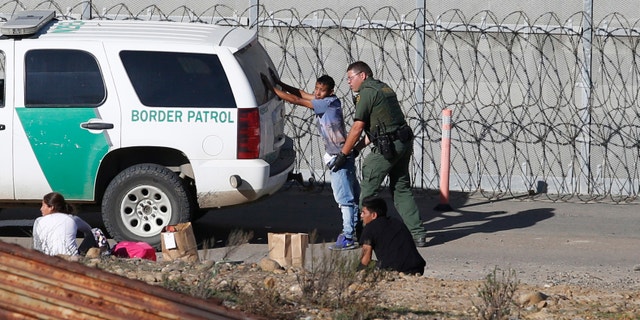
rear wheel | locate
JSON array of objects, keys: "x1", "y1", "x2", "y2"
[{"x1": 101, "y1": 164, "x2": 194, "y2": 248}]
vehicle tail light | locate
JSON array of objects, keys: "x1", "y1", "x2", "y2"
[{"x1": 237, "y1": 109, "x2": 260, "y2": 159}]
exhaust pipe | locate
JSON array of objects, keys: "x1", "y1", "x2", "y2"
[{"x1": 229, "y1": 175, "x2": 242, "y2": 188}]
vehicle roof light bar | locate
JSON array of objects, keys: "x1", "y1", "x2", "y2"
[{"x1": 1, "y1": 10, "x2": 56, "y2": 36}]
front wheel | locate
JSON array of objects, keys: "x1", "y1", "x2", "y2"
[{"x1": 101, "y1": 164, "x2": 195, "y2": 248}]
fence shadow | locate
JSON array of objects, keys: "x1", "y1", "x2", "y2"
[
  {"x1": 424, "y1": 207, "x2": 555, "y2": 247},
  {"x1": 193, "y1": 184, "x2": 554, "y2": 249}
]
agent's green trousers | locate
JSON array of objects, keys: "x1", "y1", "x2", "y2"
[{"x1": 360, "y1": 139, "x2": 426, "y2": 239}]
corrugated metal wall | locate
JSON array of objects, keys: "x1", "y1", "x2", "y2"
[{"x1": 0, "y1": 241, "x2": 262, "y2": 320}]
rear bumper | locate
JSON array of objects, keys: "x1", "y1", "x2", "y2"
[
  {"x1": 268, "y1": 136, "x2": 296, "y2": 176},
  {"x1": 193, "y1": 137, "x2": 296, "y2": 208}
]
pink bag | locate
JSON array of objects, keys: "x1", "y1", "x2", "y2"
[{"x1": 112, "y1": 241, "x2": 156, "y2": 261}]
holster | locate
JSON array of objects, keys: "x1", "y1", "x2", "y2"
[
  {"x1": 375, "y1": 134, "x2": 396, "y2": 160},
  {"x1": 371, "y1": 124, "x2": 413, "y2": 160}
]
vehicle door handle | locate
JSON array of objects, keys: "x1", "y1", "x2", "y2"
[
  {"x1": 0, "y1": 124, "x2": 4, "y2": 130},
  {"x1": 81, "y1": 122, "x2": 114, "y2": 130}
]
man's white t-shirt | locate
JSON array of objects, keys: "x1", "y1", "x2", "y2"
[{"x1": 33, "y1": 213, "x2": 78, "y2": 256}]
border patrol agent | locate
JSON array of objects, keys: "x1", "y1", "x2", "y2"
[{"x1": 330, "y1": 61, "x2": 427, "y2": 247}]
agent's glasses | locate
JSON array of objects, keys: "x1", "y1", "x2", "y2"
[{"x1": 347, "y1": 71, "x2": 363, "y2": 82}]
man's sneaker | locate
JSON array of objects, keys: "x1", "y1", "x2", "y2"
[
  {"x1": 329, "y1": 234, "x2": 358, "y2": 251},
  {"x1": 414, "y1": 236, "x2": 427, "y2": 247}
]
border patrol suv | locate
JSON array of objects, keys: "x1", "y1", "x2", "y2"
[{"x1": 0, "y1": 11, "x2": 295, "y2": 247}]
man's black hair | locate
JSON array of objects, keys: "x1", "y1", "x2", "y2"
[
  {"x1": 317, "y1": 75, "x2": 335, "y2": 91},
  {"x1": 361, "y1": 196, "x2": 387, "y2": 217}
]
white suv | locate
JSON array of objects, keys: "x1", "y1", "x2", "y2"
[{"x1": 0, "y1": 11, "x2": 295, "y2": 247}]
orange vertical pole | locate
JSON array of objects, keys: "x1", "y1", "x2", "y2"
[{"x1": 435, "y1": 108, "x2": 453, "y2": 211}]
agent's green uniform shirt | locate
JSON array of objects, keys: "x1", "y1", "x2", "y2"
[{"x1": 354, "y1": 78, "x2": 406, "y2": 136}]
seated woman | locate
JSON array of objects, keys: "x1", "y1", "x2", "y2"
[{"x1": 33, "y1": 192, "x2": 96, "y2": 256}]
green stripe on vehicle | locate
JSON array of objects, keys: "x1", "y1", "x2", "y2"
[{"x1": 16, "y1": 108, "x2": 110, "y2": 199}]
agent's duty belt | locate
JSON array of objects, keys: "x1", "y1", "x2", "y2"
[
  {"x1": 371, "y1": 124, "x2": 414, "y2": 160},
  {"x1": 374, "y1": 124, "x2": 414, "y2": 143}
]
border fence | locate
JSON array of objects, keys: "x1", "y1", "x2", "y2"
[{"x1": 3, "y1": 1, "x2": 640, "y2": 202}]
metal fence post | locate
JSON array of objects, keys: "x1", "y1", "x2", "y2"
[
  {"x1": 578, "y1": 0, "x2": 593, "y2": 194},
  {"x1": 249, "y1": 0, "x2": 259, "y2": 29},
  {"x1": 414, "y1": 0, "x2": 426, "y2": 189},
  {"x1": 81, "y1": 0, "x2": 91, "y2": 19}
]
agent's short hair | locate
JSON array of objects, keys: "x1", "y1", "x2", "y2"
[
  {"x1": 347, "y1": 61, "x2": 373, "y2": 77},
  {"x1": 316, "y1": 75, "x2": 335, "y2": 91},
  {"x1": 361, "y1": 196, "x2": 387, "y2": 217}
]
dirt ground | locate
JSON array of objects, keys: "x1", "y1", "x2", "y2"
[
  {"x1": 84, "y1": 248, "x2": 640, "y2": 320},
  {"x1": 4, "y1": 188, "x2": 640, "y2": 318}
]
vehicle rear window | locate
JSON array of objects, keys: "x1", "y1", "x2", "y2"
[
  {"x1": 120, "y1": 51, "x2": 236, "y2": 108},
  {"x1": 25, "y1": 49, "x2": 105, "y2": 107},
  {"x1": 234, "y1": 41, "x2": 277, "y2": 106}
]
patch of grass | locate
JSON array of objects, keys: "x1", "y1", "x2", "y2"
[
  {"x1": 223, "y1": 229, "x2": 253, "y2": 261},
  {"x1": 474, "y1": 266, "x2": 520, "y2": 320},
  {"x1": 292, "y1": 230, "x2": 385, "y2": 319},
  {"x1": 158, "y1": 261, "x2": 218, "y2": 299},
  {"x1": 89, "y1": 230, "x2": 387, "y2": 319},
  {"x1": 236, "y1": 285, "x2": 300, "y2": 320},
  {"x1": 200, "y1": 229, "x2": 254, "y2": 262},
  {"x1": 158, "y1": 229, "x2": 253, "y2": 301},
  {"x1": 373, "y1": 307, "x2": 443, "y2": 318}
]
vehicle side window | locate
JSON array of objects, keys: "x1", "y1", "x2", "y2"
[
  {"x1": 120, "y1": 51, "x2": 236, "y2": 108},
  {"x1": 25, "y1": 49, "x2": 105, "y2": 107}
]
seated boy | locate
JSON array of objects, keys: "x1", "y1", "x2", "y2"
[{"x1": 359, "y1": 196, "x2": 426, "y2": 274}]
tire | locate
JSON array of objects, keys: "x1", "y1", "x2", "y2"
[{"x1": 101, "y1": 163, "x2": 194, "y2": 248}]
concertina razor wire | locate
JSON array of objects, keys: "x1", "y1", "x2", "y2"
[{"x1": 1, "y1": 2, "x2": 640, "y2": 203}]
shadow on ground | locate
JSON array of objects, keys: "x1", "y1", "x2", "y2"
[
  {"x1": 0, "y1": 183, "x2": 554, "y2": 250},
  {"x1": 423, "y1": 191, "x2": 555, "y2": 246},
  {"x1": 192, "y1": 183, "x2": 554, "y2": 249}
]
